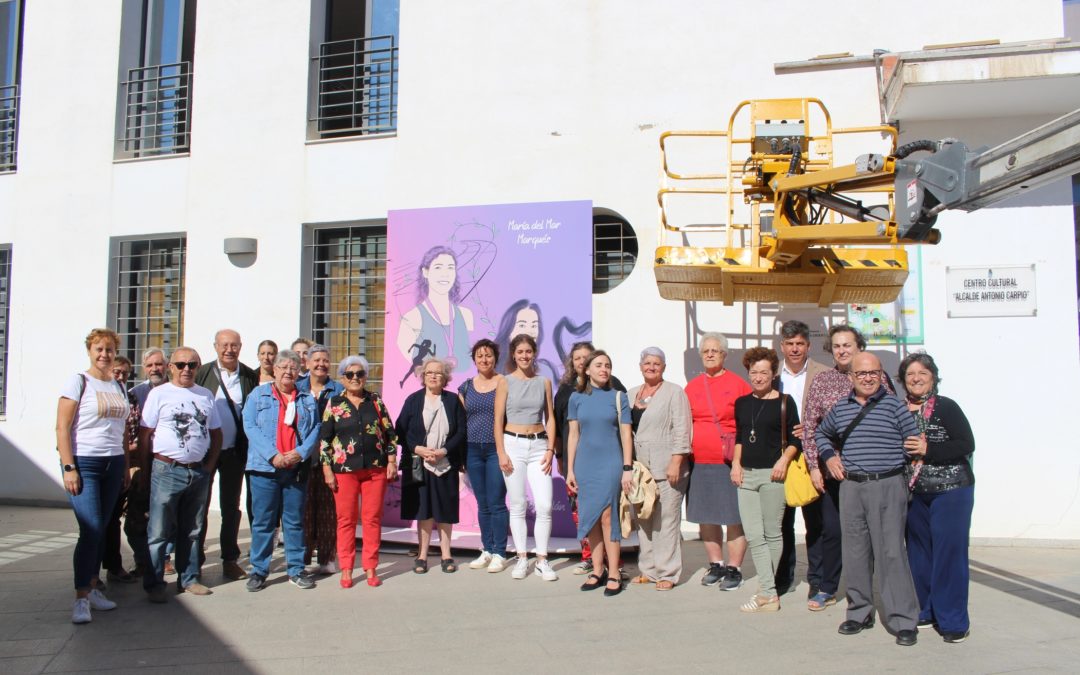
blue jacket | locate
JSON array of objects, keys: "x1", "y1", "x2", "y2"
[
  {"x1": 242, "y1": 383, "x2": 320, "y2": 473},
  {"x1": 296, "y1": 375, "x2": 345, "y2": 416}
]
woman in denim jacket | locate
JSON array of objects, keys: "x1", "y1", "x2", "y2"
[{"x1": 242, "y1": 350, "x2": 321, "y2": 591}]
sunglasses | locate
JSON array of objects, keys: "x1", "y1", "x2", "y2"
[
  {"x1": 343, "y1": 370, "x2": 366, "y2": 380},
  {"x1": 171, "y1": 361, "x2": 200, "y2": 370}
]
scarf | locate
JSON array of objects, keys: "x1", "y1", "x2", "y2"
[{"x1": 271, "y1": 384, "x2": 298, "y2": 455}]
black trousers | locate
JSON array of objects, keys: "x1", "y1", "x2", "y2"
[
  {"x1": 101, "y1": 488, "x2": 127, "y2": 572},
  {"x1": 198, "y1": 447, "x2": 252, "y2": 565}
]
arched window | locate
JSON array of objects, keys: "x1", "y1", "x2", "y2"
[{"x1": 593, "y1": 208, "x2": 638, "y2": 293}]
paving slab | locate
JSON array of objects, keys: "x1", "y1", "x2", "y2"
[{"x1": 1, "y1": 505, "x2": 1077, "y2": 674}]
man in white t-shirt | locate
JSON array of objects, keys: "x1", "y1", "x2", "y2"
[{"x1": 139, "y1": 347, "x2": 222, "y2": 602}]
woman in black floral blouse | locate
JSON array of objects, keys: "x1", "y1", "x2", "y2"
[{"x1": 320, "y1": 356, "x2": 399, "y2": 589}]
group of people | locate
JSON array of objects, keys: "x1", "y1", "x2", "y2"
[{"x1": 57, "y1": 321, "x2": 976, "y2": 648}]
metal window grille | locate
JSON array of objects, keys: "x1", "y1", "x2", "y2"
[
  {"x1": 312, "y1": 35, "x2": 397, "y2": 138},
  {"x1": 119, "y1": 62, "x2": 191, "y2": 157},
  {"x1": 0, "y1": 85, "x2": 16, "y2": 173},
  {"x1": 108, "y1": 236, "x2": 186, "y2": 366},
  {"x1": 0, "y1": 245, "x2": 11, "y2": 415},
  {"x1": 305, "y1": 225, "x2": 387, "y2": 391},
  {"x1": 593, "y1": 216, "x2": 638, "y2": 293}
]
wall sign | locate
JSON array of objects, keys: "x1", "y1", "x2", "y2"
[{"x1": 946, "y1": 264, "x2": 1037, "y2": 318}]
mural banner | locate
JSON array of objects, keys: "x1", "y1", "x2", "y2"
[{"x1": 380, "y1": 200, "x2": 593, "y2": 543}]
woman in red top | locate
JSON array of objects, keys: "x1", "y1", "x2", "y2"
[{"x1": 684, "y1": 332, "x2": 751, "y2": 591}]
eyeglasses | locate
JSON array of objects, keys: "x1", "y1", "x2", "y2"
[
  {"x1": 171, "y1": 361, "x2": 200, "y2": 371},
  {"x1": 275, "y1": 365, "x2": 299, "y2": 373},
  {"x1": 343, "y1": 370, "x2": 366, "y2": 380},
  {"x1": 423, "y1": 371, "x2": 443, "y2": 377},
  {"x1": 851, "y1": 370, "x2": 882, "y2": 380}
]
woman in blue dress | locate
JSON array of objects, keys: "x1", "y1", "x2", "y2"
[{"x1": 566, "y1": 350, "x2": 633, "y2": 597}]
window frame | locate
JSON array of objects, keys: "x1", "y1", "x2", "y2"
[{"x1": 106, "y1": 233, "x2": 187, "y2": 366}]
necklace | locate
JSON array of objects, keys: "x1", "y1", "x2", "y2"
[
  {"x1": 637, "y1": 381, "x2": 662, "y2": 406},
  {"x1": 748, "y1": 392, "x2": 774, "y2": 443}
]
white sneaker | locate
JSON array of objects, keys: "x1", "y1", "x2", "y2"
[
  {"x1": 71, "y1": 598, "x2": 92, "y2": 624},
  {"x1": 469, "y1": 551, "x2": 493, "y2": 569},
  {"x1": 511, "y1": 556, "x2": 530, "y2": 580},
  {"x1": 487, "y1": 554, "x2": 508, "y2": 573},
  {"x1": 534, "y1": 558, "x2": 558, "y2": 581},
  {"x1": 87, "y1": 589, "x2": 117, "y2": 611}
]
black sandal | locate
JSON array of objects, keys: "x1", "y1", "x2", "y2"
[
  {"x1": 580, "y1": 573, "x2": 605, "y2": 591},
  {"x1": 413, "y1": 559, "x2": 429, "y2": 574},
  {"x1": 603, "y1": 577, "x2": 623, "y2": 597},
  {"x1": 441, "y1": 558, "x2": 457, "y2": 573}
]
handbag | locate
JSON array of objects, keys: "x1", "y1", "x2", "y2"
[
  {"x1": 782, "y1": 395, "x2": 819, "y2": 507},
  {"x1": 402, "y1": 454, "x2": 426, "y2": 486}
]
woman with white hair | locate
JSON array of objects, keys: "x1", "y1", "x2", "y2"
[
  {"x1": 319, "y1": 356, "x2": 398, "y2": 588},
  {"x1": 684, "y1": 332, "x2": 751, "y2": 591},
  {"x1": 396, "y1": 357, "x2": 467, "y2": 574},
  {"x1": 627, "y1": 347, "x2": 691, "y2": 590}
]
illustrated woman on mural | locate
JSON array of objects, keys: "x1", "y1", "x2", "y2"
[
  {"x1": 494, "y1": 299, "x2": 560, "y2": 383},
  {"x1": 397, "y1": 246, "x2": 475, "y2": 376}
]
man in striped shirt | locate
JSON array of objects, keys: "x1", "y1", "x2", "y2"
[{"x1": 815, "y1": 352, "x2": 921, "y2": 647}]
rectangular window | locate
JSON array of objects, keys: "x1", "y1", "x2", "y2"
[
  {"x1": 302, "y1": 223, "x2": 387, "y2": 390},
  {"x1": 309, "y1": 0, "x2": 399, "y2": 140},
  {"x1": 107, "y1": 234, "x2": 186, "y2": 364},
  {"x1": 116, "y1": 0, "x2": 197, "y2": 158},
  {"x1": 0, "y1": 0, "x2": 24, "y2": 173},
  {"x1": 0, "y1": 244, "x2": 11, "y2": 415}
]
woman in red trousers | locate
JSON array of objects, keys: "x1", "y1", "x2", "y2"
[{"x1": 319, "y1": 356, "x2": 399, "y2": 588}]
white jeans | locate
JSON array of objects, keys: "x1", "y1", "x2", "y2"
[{"x1": 503, "y1": 434, "x2": 553, "y2": 556}]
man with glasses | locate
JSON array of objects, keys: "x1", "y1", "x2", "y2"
[
  {"x1": 139, "y1": 347, "x2": 223, "y2": 603},
  {"x1": 814, "y1": 352, "x2": 921, "y2": 646},
  {"x1": 195, "y1": 329, "x2": 259, "y2": 581}
]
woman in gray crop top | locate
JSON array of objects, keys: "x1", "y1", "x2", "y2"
[{"x1": 494, "y1": 334, "x2": 557, "y2": 582}]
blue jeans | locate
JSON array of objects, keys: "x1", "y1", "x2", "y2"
[
  {"x1": 907, "y1": 485, "x2": 974, "y2": 633},
  {"x1": 466, "y1": 442, "x2": 508, "y2": 557},
  {"x1": 68, "y1": 455, "x2": 126, "y2": 590},
  {"x1": 248, "y1": 469, "x2": 307, "y2": 578},
  {"x1": 144, "y1": 459, "x2": 211, "y2": 590}
]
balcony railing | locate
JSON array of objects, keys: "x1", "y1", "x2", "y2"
[
  {"x1": 119, "y1": 62, "x2": 191, "y2": 158},
  {"x1": 0, "y1": 85, "x2": 17, "y2": 173},
  {"x1": 312, "y1": 35, "x2": 397, "y2": 138}
]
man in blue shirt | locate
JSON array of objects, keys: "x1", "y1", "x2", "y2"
[{"x1": 815, "y1": 352, "x2": 921, "y2": 646}]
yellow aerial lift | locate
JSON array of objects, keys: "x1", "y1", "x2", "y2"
[{"x1": 655, "y1": 97, "x2": 1080, "y2": 306}]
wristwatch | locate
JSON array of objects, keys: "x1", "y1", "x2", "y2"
[
  {"x1": 622, "y1": 464, "x2": 633, "y2": 472},
  {"x1": 63, "y1": 464, "x2": 77, "y2": 473}
]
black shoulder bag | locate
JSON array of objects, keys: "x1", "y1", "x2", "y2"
[{"x1": 833, "y1": 397, "x2": 883, "y2": 454}]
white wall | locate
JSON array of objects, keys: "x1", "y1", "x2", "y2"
[{"x1": 0, "y1": 1, "x2": 1076, "y2": 540}]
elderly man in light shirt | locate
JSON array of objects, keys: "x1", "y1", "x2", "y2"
[
  {"x1": 195, "y1": 329, "x2": 259, "y2": 581},
  {"x1": 140, "y1": 347, "x2": 222, "y2": 602}
]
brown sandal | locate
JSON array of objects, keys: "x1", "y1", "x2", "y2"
[
  {"x1": 631, "y1": 575, "x2": 654, "y2": 585},
  {"x1": 655, "y1": 579, "x2": 675, "y2": 591}
]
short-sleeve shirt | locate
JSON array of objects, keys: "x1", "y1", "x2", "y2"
[
  {"x1": 685, "y1": 370, "x2": 752, "y2": 464},
  {"x1": 141, "y1": 383, "x2": 222, "y2": 463},
  {"x1": 61, "y1": 373, "x2": 130, "y2": 457}
]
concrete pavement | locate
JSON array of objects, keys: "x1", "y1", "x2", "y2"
[{"x1": 1, "y1": 505, "x2": 1077, "y2": 674}]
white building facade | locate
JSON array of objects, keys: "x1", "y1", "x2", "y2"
[{"x1": 0, "y1": 0, "x2": 1077, "y2": 542}]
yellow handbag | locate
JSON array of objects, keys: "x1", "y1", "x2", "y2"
[{"x1": 781, "y1": 395, "x2": 819, "y2": 507}]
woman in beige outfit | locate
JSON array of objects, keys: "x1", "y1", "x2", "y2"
[{"x1": 627, "y1": 347, "x2": 691, "y2": 590}]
